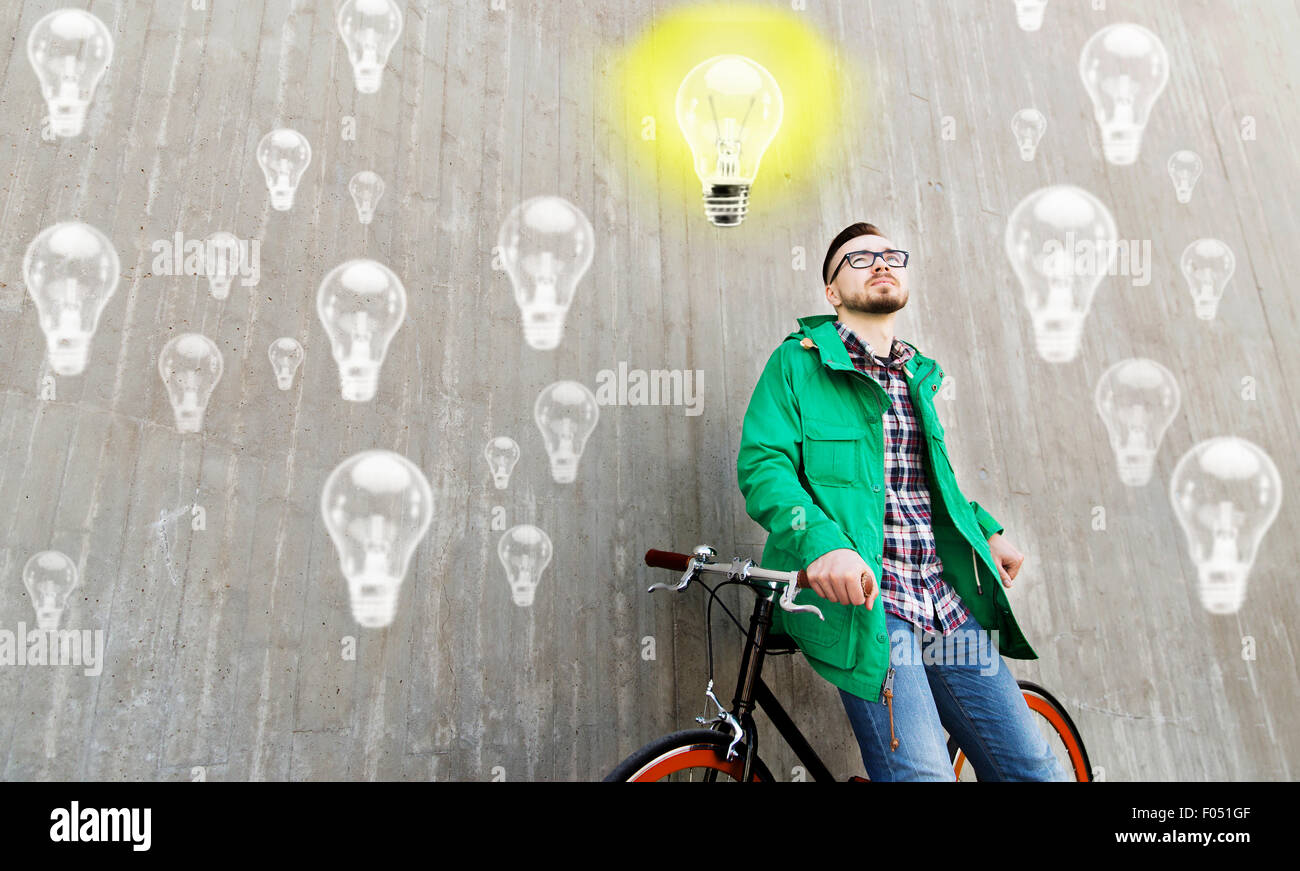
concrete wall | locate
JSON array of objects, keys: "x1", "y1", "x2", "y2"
[{"x1": 0, "y1": 0, "x2": 1296, "y2": 780}]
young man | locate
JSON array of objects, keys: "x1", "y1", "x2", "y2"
[{"x1": 736, "y1": 222, "x2": 1069, "y2": 781}]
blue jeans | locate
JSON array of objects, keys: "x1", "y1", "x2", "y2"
[{"x1": 838, "y1": 609, "x2": 1071, "y2": 781}]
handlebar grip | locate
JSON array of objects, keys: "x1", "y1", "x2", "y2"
[{"x1": 644, "y1": 549, "x2": 691, "y2": 571}]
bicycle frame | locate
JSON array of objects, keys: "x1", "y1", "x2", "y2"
[{"x1": 716, "y1": 591, "x2": 838, "y2": 782}]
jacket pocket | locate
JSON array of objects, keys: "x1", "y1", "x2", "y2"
[
  {"x1": 803, "y1": 418, "x2": 867, "y2": 487},
  {"x1": 785, "y1": 599, "x2": 856, "y2": 669}
]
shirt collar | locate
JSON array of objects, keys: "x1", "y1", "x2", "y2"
[{"x1": 834, "y1": 320, "x2": 915, "y2": 370}]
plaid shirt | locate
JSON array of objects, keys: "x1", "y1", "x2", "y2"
[{"x1": 834, "y1": 320, "x2": 970, "y2": 638}]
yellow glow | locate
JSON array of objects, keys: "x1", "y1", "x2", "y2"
[{"x1": 600, "y1": 2, "x2": 858, "y2": 222}]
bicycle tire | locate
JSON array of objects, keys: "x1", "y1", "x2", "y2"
[
  {"x1": 604, "y1": 728, "x2": 776, "y2": 782},
  {"x1": 948, "y1": 680, "x2": 1092, "y2": 782}
]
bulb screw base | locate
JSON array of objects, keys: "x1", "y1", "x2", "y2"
[{"x1": 702, "y1": 183, "x2": 750, "y2": 227}]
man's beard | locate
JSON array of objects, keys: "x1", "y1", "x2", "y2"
[{"x1": 841, "y1": 283, "x2": 908, "y2": 314}]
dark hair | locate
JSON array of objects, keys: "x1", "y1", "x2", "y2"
[{"x1": 822, "y1": 222, "x2": 887, "y2": 285}]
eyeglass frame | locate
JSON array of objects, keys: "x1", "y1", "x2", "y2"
[{"x1": 827, "y1": 249, "x2": 910, "y2": 285}]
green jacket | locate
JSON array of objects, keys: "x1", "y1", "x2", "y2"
[{"x1": 736, "y1": 314, "x2": 1038, "y2": 703}]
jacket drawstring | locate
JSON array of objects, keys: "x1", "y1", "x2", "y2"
[{"x1": 881, "y1": 667, "x2": 898, "y2": 751}]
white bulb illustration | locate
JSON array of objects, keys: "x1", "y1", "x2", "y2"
[
  {"x1": 268, "y1": 337, "x2": 305, "y2": 390},
  {"x1": 676, "y1": 54, "x2": 784, "y2": 226},
  {"x1": 349, "y1": 170, "x2": 385, "y2": 225},
  {"x1": 158, "y1": 333, "x2": 223, "y2": 433},
  {"x1": 534, "y1": 381, "x2": 599, "y2": 484},
  {"x1": 256, "y1": 128, "x2": 312, "y2": 211},
  {"x1": 1079, "y1": 23, "x2": 1169, "y2": 166},
  {"x1": 484, "y1": 436, "x2": 521, "y2": 489},
  {"x1": 498, "y1": 196, "x2": 595, "y2": 350},
  {"x1": 1167, "y1": 150, "x2": 1203, "y2": 204},
  {"x1": 316, "y1": 259, "x2": 407, "y2": 402},
  {"x1": 27, "y1": 8, "x2": 113, "y2": 138},
  {"x1": 1012, "y1": 0, "x2": 1048, "y2": 31},
  {"x1": 1170, "y1": 437, "x2": 1281, "y2": 615},
  {"x1": 1180, "y1": 238, "x2": 1235, "y2": 320},
  {"x1": 203, "y1": 231, "x2": 242, "y2": 300},
  {"x1": 321, "y1": 451, "x2": 433, "y2": 628},
  {"x1": 1094, "y1": 358, "x2": 1180, "y2": 487},
  {"x1": 1005, "y1": 185, "x2": 1117, "y2": 363},
  {"x1": 1011, "y1": 109, "x2": 1046, "y2": 160},
  {"x1": 498, "y1": 524, "x2": 552, "y2": 607},
  {"x1": 336, "y1": 0, "x2": 403, "y2": 95},
  {"x1": 23, "y1": 221, "x2": 121, "y2": 376},
  {"x1": 23, "y1": 550, "x2": 79, "y2": 630}
]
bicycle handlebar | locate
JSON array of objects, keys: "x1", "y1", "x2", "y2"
[{"x1": 645, "y1": 548, "x2": 812, "y2": 588}]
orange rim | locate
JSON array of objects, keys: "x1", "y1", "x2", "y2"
[
  {"x1": 628, "y1": 744, "x2": 760, "y2": 781},
  {"x1": 952, "y1": 691, "x2": 1088, "y2": 781}
]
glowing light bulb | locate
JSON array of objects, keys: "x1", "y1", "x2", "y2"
[
  {"x1": 484, "y1": 436, "x2": 521, "y2": 489},
  {"x1": 1012, "y1": 0, "x2": 1048, "y2": 31},
  {"x1": 158, "y1": 333, "x2": 223, "y2": 433},
  {"x1": 1170, "y1": 437, "x2": 1281, "y2": 615},
  {"x1": 534, "y1": 381, "x2": 599, "y2": 483},
  {"x1": 1004, "y1": 185, "x2": 1117, "y2": 362},
  {"x1": 23, "y1": 550, "x2": 79, "y2": 630},
  {"x1": 321, "y1": 449, "x2": 433, "y2": 628},
  {"x1": 348, "y1": 170, "x2": 385, "y2": 225},
  {"x1": 256, "y1": 128, "x2": 312, "y2": 211},
  {"x1": 316, "y1": 259, "x2": 407, "y2": 402},
  {"x1": 1167, "y1": 150, "x2": 1203, "y2": 204},
  {"x1": 1179, "y1": 238, "x2": 1234, "y2": 320},
  {"x1": 1011, "y1": 109, "x2": 1046, "y2": 160},
  {"x1": 675, "y1": 54, "x2": 784, "y2": 226},
  {"x1": 1079, "y1": 22, "x2": 1169, "y2": 166},
  {"x1": 498, "y1": 196, "x2": 595, "y2": 350},
  {"x1": 268, "y1": 337, "x2": 304, "y2": 390},
  {"x1": 1094, "y1": 358, "x2": 1180, "y2": 487},
  {"x1": 203, "y1": 231, "x2": 242, "y2": 300},
  {"x1": 498, "y1": 524, "x2": 552, "y2": 607},
  {"x1": 23, "y1": 221, "x2": 121, "y2": 376},
  {"x1": 26, "y1": 8, "x2": 113, "y2": 138},
  {"x1": 336, "y1": 0, "x2": 403, "y2": 95}
]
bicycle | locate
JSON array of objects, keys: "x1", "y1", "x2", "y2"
[{"x1": 604, "y1": 545, "x2": 1093, "y2": 782}]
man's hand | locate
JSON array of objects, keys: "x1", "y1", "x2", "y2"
[
  {"x1": 805, "y1": 549, "x2": 879, "y2": 608},
  {"x1": 987, "y1": 532, "x2": 1026, "y2": 588}
]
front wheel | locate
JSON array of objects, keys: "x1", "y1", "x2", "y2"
[{"x1": 604, "y1": 728, "x2": 776, "y2": 782}]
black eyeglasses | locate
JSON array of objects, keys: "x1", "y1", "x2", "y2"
[{"x1": 828, "y1": 249, "x2": 909, "y2": 284}]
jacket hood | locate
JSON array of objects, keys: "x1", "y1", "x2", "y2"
[{"x1": 785, "y1": 313, "x2": 929, "y2": 375}]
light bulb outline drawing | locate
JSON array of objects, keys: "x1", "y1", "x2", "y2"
[
  {"x1": 1167, "y1": 150, "x2": 1203, "y2": 204},
  {"x1": 158, "y1": 333, "x2": 224, "y2": 434},
  {"x1": 484, "y1": 436, "x2": 521, "y2": 489},
  {"x1": 23, "y1": 550, "x2": 79, "y2": 631},
  {"x1": 1079, "y1": 22, "x2": 1170, "y2": 166},
  {"x1": 316, "y1": 259, "x2": 407, "y2": 402},
  {"x1": 1011, "y1": 108, "x2": 1047, "y2": 160},
  {"x1": 498, "y1": 196, "x2": 595, "y2": 351},
  {"x1": 1093, "y1": 358, "x2": 1181, "y2": 487},
  {"x1": 268, "y1": 337, "x2": 305, "y2": 390},
  {"x1": 320, "y1": 449, "x2": 434, "y2": 629},
  {"x1": 348, "y1": 170, "x2": 385, "y2": 225},
  {"x1": 1012, "y1": 0, "x2": 1048, "y2": 31},
  {"x1": 1004, "y1": 185, "x2": 1118, "y2": 363},
  {"x1": 27, "y1": 8, "x2": 114, "y2": 138},
  {"x1": 534, "y1": 381, "x2": 599, "y2": 484},
  {"x1": 336, "y1": 0, "x2": 403, "y2": 95},
  {"x1": 498, "y1": 524, "x2": 552, "y2": 607},
  {"x1": 203, "y1": 231, "x2": 243, "y2": 300},
  {"x1": 1169, "y1": 436, "x2": 1281, "y2": 615},
  {"x1": 1180, "y1": 238, "x2": 1235, "y2": 321},
  {"x1": 256, "y1": 128, "x2": 312, "y2": 211},
  {"x1": 23, "y1": 221, "x2": 121, "y2": 377},
  {"x1": 675, "y1": 54, "x2": 784, "y2": 227}
]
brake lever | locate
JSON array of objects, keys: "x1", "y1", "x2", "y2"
[
  {"x1": 647, "y1": 559, "x2": 696, "y2": 594},
  {"x1": 778, "y1": 572, "x2": 824, "y2": 621},
  {"x1": 694, "y1": 679, "x2": 745, "y2": 760}
]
